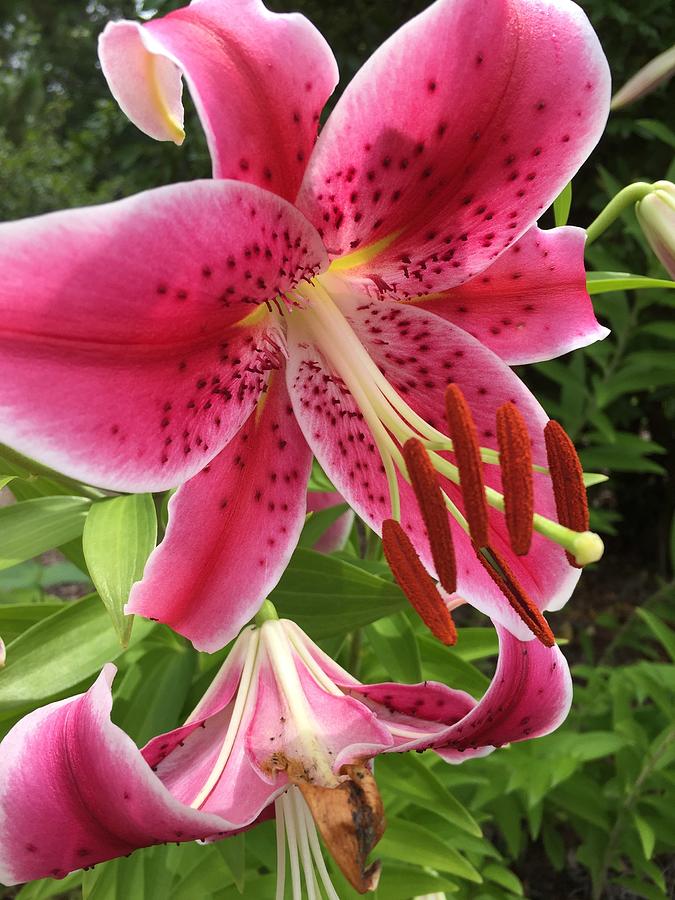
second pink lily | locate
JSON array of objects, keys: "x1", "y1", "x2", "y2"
[
  {"x1": 0, "y1": 610, "x2": 571, "y2": 894},
  {"x1": 0, "y1": 0, "x2": 611, "y2": 649}
]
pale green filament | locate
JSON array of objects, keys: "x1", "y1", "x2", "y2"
[{"x1": 289, "y1": 280, "x2": 603, "y2": 565}]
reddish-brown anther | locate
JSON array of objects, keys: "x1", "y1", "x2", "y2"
[
  {"x1": 403, "y1": 437, "x2": 457, "y2": 593},
  {"x1": 474, "y1": 543, "x2": 555, "y2": 647},
  {"x1": 544, "y1": 419, "x2": 589, "y2": 568},
  {"x1": 444, "y1": 384, "x2": 489, "y2": 547},
  {"x1": 382, "y1": 519, "x2": 457, "y2": 645},
  {"x1": 496, "y1": 402, "x2": 534, "y2": 556}
]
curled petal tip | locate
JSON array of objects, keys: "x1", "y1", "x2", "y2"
[{"x1": 98, "y1": 20, "x2": 186, "y2": 145}]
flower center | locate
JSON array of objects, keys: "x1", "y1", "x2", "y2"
[{"x1": 277, "y1": 275, "x2": 603, "y2": 643}]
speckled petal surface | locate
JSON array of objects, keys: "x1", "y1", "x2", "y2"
[
  {"x1": 0, "y1": 667, "x2": 234, "y2": 886},
  {"x1": 127, "y1": 377, "x2": 312, "y2": 651},
  {"x1": 0, "y1": 180, "x2": 327, "y2": 492},
  {"x1": 286, "y1": 287, "x2": 578, "y2": 638},
  {"x1": 298, "y1": 0, "x2": 610, "y2": 294},
  {"x1": 415, "y1": 225, "x2": 609, "y2": 364}
]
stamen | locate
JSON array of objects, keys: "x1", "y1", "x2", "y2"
[
  {"x1": 544, "y1": 420, "x2": 589, "y2": 568},
  {"x1": 382, "y1": 519, "x2": 457, "y2": 645},
  {"x1": 496, "y1": 402, "x2": 534, "y2": 555},
  {"x1": 444, "y1": 385, "x2": 489, "y2": 547},
  {"x1": 474, "y1": 543, "x2": 555, "y2": 647},
  {"x1": 403, "y1": 438, "x2": 457, "y2": 593}
]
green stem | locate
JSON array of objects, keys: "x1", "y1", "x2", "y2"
[
  {"x1": 585, "y1": 182, "x2": 654, "y2": 246},
  {"x1": 254, "y1": 599, "x2": 279, "y2": 626}
]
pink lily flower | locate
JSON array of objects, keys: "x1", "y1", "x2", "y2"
[
  {"x1": 306, "y1": 490, "x2": 355, "y2": 553},
  {"x1": 0, "y1": 0, "x2": 611, "y2": 650},
  {"x1": 0, "y1": 614, "x2": 571, "y2": 892}
]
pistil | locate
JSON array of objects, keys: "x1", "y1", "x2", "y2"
[{"x1": 474, "y1": 545, "x2": 555, "y2": 648}]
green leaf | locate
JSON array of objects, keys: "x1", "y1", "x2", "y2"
[
  {"x1": 636, "y1": 609, "x2": 675, "y2": 662},
  {"x1": 583, "y1": 472, "x2": 609, "y2": 487},
  {"x1": 639, "y1": 321, "x2": 675, "y2": 341},
  {"x1": 418, "y1": 634, "x2": 491, "y2": 696},
  {"x1": 0, "y1": 495, "x2": 90, "y2": 569},
  {"x1": 450, "y1": 627, "x2": 499, "y2": 661},
  {"x1": 0, "y1": 475, "x2": 15, "y2": 490},
  {"x1": 636, "y1": 118, "x2": 675, "y2": 149},
  {"x1": 378, "y1": 754, "x2": 482, "y2": 837},
  {"x1": 212, "y1": 833, "x2": 246, "y2": 894},
  {"x1": 586, "y1": 272, "x2": 675, "y2": 295},
  {"x1": 542, "y1": 822, "x2": 565, "y2": 871},
  {"x1": 378, "y1": 819, "x2": 482, "y2": 882},
  {"x1": 0, "y1": 601, "x2": 63, "y2": 643},
  {"x1": 114, "y1": 643, "x2": 196, "y2": 745},
  {"x1": 373, "y1": 863, "x2": 459, "y2": 900},
  {"x1": 633, "y1": 813, "x2": 656, "y2": 860},
  {"x1": 365, "y1": 612, "x2": 422, "y2": 682},
  {"x1": 307, "y1": 458, "x2": 335, "y2": 492},
  {"x1": 270, "y1": 549, "x2": 405, "y2": 639},
  {"x1": 15, "y1": 871, "x2": 83, "y2": 899},
  {"x1": 83, "y1": 494, "x2": 157, "y2": 646},
  {"x1": 553, "y1": 181, "x2": 572, "y2": 227},
  {"x1": 0, "y1": 594, "x2": 155, "y2": 712},
  {"x1": 298, "y1": 502, "x2": 348, "y2": 549},
  {"x1": 483, "y1": 863, "x2": 524, "y2": 896}
]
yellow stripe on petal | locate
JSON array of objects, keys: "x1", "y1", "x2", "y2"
[
  {"x1": 329, "y1": 230, "x2": 402, "y2": 272},
  {"x1": 146, "y1": 54, "x2": 185, "y2": 145}
]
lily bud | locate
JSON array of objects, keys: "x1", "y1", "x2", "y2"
[
  {"x1": 635, "y1": 182, "x2": 675, "y2": 279},
  {"x1": 611, "y1": 45, "x2": 675, "y2": 109}
]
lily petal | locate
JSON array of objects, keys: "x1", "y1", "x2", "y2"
[
  {"x1": 127, "y1": 376, "x2": 312, "y2": 651},
  {"x1": 347, "y1": 625, "x2": 571, "y2": 761},
  {"x1": 0, "y1": 666, "x2": 233, "y2": 886},
  {"x1": 306, "y1": 490, "x2": 355, "y2": 552},
  {"x1": 99, "y1": 0, "x2": 338, "y2": 200},
  {"x1": 298, "y1": 0, "x2": 609, "y2": 292},
  {"x1": 432, "y1": 625, "x2": 572, "y2": 761},
  {"x1": 142, "y1": 628, "x2": 276, "y2": 826},
  {"x1": 415, "y1": 226, "x2": 609, "y2": 364},
  {"x1": 0, "y1": 180, "x2": 327, "y2": 492},
  {"x1": 286, "y1": 289, "x2": 578, "y2": 638}
]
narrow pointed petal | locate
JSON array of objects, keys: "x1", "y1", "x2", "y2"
[
  {"x1": 298, "y1": 0, "x2": 609, "y2": 292},
  {"x1": 143, "y1": 629, "x2": 277, "y2": 826},
  {"x1": 432, "y1": 625, "x2": 572, "y2": 761},
  {"x1": 0, "y1": 667, "x2": 234, "y2": 885},
  {"x1": 99, "y1": 1, "x2": 338, "y2": 200},
  {"x1": 349, "y1": 626, "x2": 571, "y2": 761},
  {"x1": 416, "y1": 226, "x2": 609, "y2": 364},
  {"x1": 306, "y1": 490, "x2": 355, "y2": 552},
  {"x1": 345, "y1": 681, "x2": 477, "y2": 748},
  {"x1": 0, "y1": 180, "x2": 327, "y2": 491},
  {"x1": 127, "y1": 377, "x2": 312, "y2": 651},
  {"x1": 287, "y1": 289, "x2": 579, "y2": 639}
]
